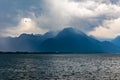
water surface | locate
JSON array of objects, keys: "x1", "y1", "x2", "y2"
[{"x1": 0, "y1": 54, "x2": 120, "y2": 80}]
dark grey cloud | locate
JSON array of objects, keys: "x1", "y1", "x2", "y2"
[{"x1": 0, "y1": 0, "x2": 44, "y2": 28}]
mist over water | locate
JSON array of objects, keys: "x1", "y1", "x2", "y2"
[{"x1": 0, "y1": 54, "x2": 120, "y2": 80}]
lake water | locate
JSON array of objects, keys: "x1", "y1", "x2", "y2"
[{"x1": 0, "y1": 54, "x2": 120, "y2": 80}]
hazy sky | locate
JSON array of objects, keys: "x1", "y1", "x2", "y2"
[{"x1": 0, "y1": 0, "x2": 120, "y2": 39}]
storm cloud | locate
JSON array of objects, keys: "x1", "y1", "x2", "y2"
[{"x1": 0, "y1": 0, "x2": 120, "y2": 39}]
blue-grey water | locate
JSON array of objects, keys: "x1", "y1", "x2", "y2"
[{"x1": 0, "y1": 54, "x2": 120, "y2": 80}]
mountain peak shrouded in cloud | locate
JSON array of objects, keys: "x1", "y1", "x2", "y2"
[
  {"x1": 59, "y1": 27, "x2": 86, "y2": 35},
  {"x1": 0, "y1": 27, "x2": 120, "y2": 52},
  {"x1": 0, "y1": 0, "x2": 120, "y2": 40}
]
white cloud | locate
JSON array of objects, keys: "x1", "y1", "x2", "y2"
[
  {"x1": 38, "y1": 0, "x2": 120, "y2": 31},
  {"x1": 89, "y1": 18, "x2": 120, "y2": 39},
  {"x1": 46, "y1": 0, "x2": 120, "y2": 18}
]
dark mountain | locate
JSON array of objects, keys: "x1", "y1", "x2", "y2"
[
  {"x1": 0, "y1": 34, "x2": 42, "y2": 52},
  {"x1": 0, "y1": 27, "x2": 120, "y2": 53},
  {"x1": 111, "y1": 36, "x2": 120, "y2": 47},
  {"x1": 0, "y1": 32, "x2": 57, "y2": 52},
  {"x1": 42, "y1": 31, "x2": 57, "y2": 40},
  {"x1": 41, "y1": 28, "x2": 120, "y2": 53},
  {"x1": 101, "y1": 41, "x2": 120, "y2": 52}
]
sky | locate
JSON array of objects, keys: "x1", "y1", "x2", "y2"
[{"x1": 0, "y1": 0, "x2": 120, "y2": 39}]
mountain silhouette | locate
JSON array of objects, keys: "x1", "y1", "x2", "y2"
[
  {"x1": 0, "y1": 27, "x2": 120, "y2": 53},
  {"x1": 41, "y1": 28, "x2": 120, "y2": 53},
  {"x1": 111, "y1": 36, "x2": 120, "y2": 47},
  {"x1": 0, "y1": 34, "x2": 42, "y2": 52}
]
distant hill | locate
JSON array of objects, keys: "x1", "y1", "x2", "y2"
[
  {"x1": 111, "y1": 36, "x2": 120, "y2": 47},
  {"x1": 0, "y1": 27, "x2": 120, "y2": 53}
]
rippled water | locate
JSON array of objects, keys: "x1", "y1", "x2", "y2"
[{"x1": 0, "y1": 54, "x2": 120, "y2": 80}]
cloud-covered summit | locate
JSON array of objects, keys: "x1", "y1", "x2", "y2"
[{"x1": 0, "y1": 0, "x2": 120, "y2": 39}]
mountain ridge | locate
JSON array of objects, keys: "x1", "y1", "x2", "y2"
[{"x1": 0, "y1": 27, "x2": 120, "y2": 53}]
